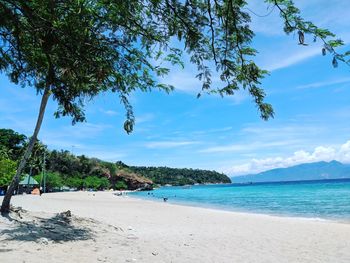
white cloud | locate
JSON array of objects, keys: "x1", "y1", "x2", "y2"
[
  {"x1": 297, "y1": 77, "x2": 350, "y2": 89},
  {"x1": 100, "y1": 109, "x2": 118, "y2": 116},
  {"x1": 191, "y1": 127, "x2": 233, "y2": 135},
  {"x1": 265, "y1": 46, "x2": 321, "y2": 71},
  {"x1": 156, "y1": 1, "x2": 350, "y2": 97},
  {"x1": 339, "y1": 141, "x2": 350, "y2": 161},
  {"x1": 43, "y1": 139, "x2": 127, "y2": 161},
  {"x1": 62, "y1": 123, "x2": 111, "y2": 138},
  {"x1": 135, "y1": 113, "x2": 155, "y2": 124},
  {"x1": 249, "y1": 0, "x2": 350, "y2": 37},
  {"x1": 43, "y1": 139, "x2": 85, "y2": 150},
  {"x1": 76, "y1": 149, "x2": 127, "y2": 161},
  {"x1": 40, "y1": 122, "x2": 112, "y2": 149},
  {"x1": 224, "y1": 140, "x2": 350, "y2": 176},
  {"x1": 163, "y1": 70, "x2": 202, "y2": 93},
  {"x1": 199, "y1": 140, "x2": 301, "y2": 154},
  {"x1": 145, "y1": 141, "x2": 200, "y2": 149},
  {"x1": 159, "y1": 54, "x2": 250, "y2": 104},
  {"x1": 249, "y1": 0, "x2": 350, "y2": 71},
  {"x1": 239, "y1": 123, "x2": 326, "y2": 147}
]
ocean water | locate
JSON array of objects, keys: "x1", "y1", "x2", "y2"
[{"x1": 130, "y1": 179, "x2": 350, "y2": 221}]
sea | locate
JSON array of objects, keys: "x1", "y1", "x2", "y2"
[{"x1": 130, "y1": 178, "x2": 350, "y2": 221}]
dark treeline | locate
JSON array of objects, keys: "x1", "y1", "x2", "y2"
[
  {"x1": 129, "y1": 166, "x2": 231, "y2": 186},
  {"x1": 0, "y1": 128, "x2": 231, "y2": 192}
]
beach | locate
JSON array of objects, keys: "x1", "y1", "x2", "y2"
[{"x1": 1, "y1": 191, "x2": 350, "y2": 263}]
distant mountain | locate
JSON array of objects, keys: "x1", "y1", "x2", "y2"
[{"x1": 231, "y1": 161, "x2": 350, "y2": 183}]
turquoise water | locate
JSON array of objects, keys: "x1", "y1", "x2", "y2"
[{"x1": 130, "y1": 179, "x2": 350, "y2": 220}]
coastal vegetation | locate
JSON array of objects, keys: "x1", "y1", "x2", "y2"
[
  {"x1": 0, "y1": 1, "x2": 347, "y2": 213},
  {"x1": 0, "y1": 157, "x2": 16, "y2": 190},
  {"x1": 129, "y1": 165, "x2": 230, "y2": 186},
  {"x1": 0, "y1": 128, "x2": 231, "y2": 192}
]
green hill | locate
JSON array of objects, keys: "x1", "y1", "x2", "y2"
[
  {"x1": 1, "y1": 128, "x2": 231, "y2": 191},
  {"x1": 129, "y1": 165, "x2": 231, "y2": 186}
]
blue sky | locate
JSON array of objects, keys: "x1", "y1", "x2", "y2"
[{"x1": 1, "y1": 0, "x2": 350, "y2": 176}]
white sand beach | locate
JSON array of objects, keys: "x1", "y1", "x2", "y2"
[{"x1": 1, "y1": 191, "x2": 350, "y2": 263}]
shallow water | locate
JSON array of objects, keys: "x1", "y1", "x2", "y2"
[{"x1": 131, "y1": 179, "x2": 350, "y2": 220}]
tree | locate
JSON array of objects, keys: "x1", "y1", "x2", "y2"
[
  {"x1": 84, "y1": 176, "x2": 110, "y2": 190},
  {"x1": 65, "y1": 177, "x2": 84, "y2": 190},
  {"x1": 34, "y1": 171, "x2": 63, "y2": 192},
  {"x1": 0, "y1": 145, "x2": 9, "y2": 160},
  {"x1": 0, "y1": 129, "x2": 26, "y2": 160},
  {"x1": 47, "y1": 150, "x2": 80, "y2": 176},
  {"x1": 114, "y1": 180, "x2": 128, "y2": 190},
  {"x1": 0, "y1": 157, "x2": 17, "y2": 189},
  {"x1": 26, "y1": 140, "x2": 48, "y2": 175},
  {"x1": 0, "y1": 1, "x2": 348, "y2": 213}
]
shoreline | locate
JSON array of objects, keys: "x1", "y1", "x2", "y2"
[
  {"x1": 2, "y1": 191, "x2": 350, "y2": 262},
  {"x1": 6, "y1": 189, "x2": 350, "y2": 224},
  {"x1": 128, "y1": 192, "x2": 350, "y2": 224},
  {"x1": 128, "y1": 194, "x2": 347, "y2": 224}
]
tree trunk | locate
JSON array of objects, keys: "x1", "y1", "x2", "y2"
[{"x1": 1, "y1": 88, "x2": 50, "y2": 214}]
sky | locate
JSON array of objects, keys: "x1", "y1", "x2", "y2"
[{"x1": 1, "y1": 0, "x2": 350, "y2": 177}]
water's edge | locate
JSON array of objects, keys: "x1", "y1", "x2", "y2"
[
  {"x1": 127, "y1": 194, "x2": 350, "y2": 225},
  {"x1": 130, "y1": 179, "x2": 350, "y2": 223}
]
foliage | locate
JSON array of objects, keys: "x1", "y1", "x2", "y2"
[
  {"x1": 1, "y1": 128, "x2": 231, "y2": 189},
  {"x1": 129, "y1": 166, "x2": 231, "y2": 186},
  {"x1": 48, "y1": 150, "x2": 81, "y2": 176},
  {"x1": 0, "y1": 129, "x2": 26, "y2": 160},
  {"x1": 0, "y1": 145, "x2": 9, "y2": 159},
  {"x1": 0, "y1": 157, "x2": 17, "y2": 187},
  {"x1": 114, "y1": 180, "x2": 128, "y2": 190},
  {"x1": 115, "y1": 161, "x2": 129, "y2": 169},
  {"x1": 267, "y1": 0, "x2": 350, "y2": 67},
  {"x1": 0, "y1": 129, "x2": 49, "y2": 175},
  {"x1": 34, "y1": 171, "x2": 63, "y2": 191},
  {"x1": 3, "y1": 0, "x2": 336, "y2": 132},
  {"x1": 84, "y1": 176, "x2": 110, "y2": 190},
  {"x1": 26, "y1": 140, "x2": 49, "y2": 175},
  {"x1": 65, "y1": 176, "x2": 84, "y2": 189},
  {"x1": 1, "y1": 1, "x2": 347, "y2": 212}
]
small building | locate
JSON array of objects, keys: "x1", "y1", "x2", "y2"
[{"x1": 18, "y1": 174, "x2": 39, "y2": 194}]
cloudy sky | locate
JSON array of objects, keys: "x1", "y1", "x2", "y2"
[{"x1": 1, "y1": 0, "x2": 350, "y2": 176}]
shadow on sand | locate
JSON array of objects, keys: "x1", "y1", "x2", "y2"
[{"x1": 1, "y1": 210, "x2": 94, "y2": 243}]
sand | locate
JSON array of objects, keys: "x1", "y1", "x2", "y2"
[{"x1": 1, "y1": 191, "x2": 350, "y2": 263}]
